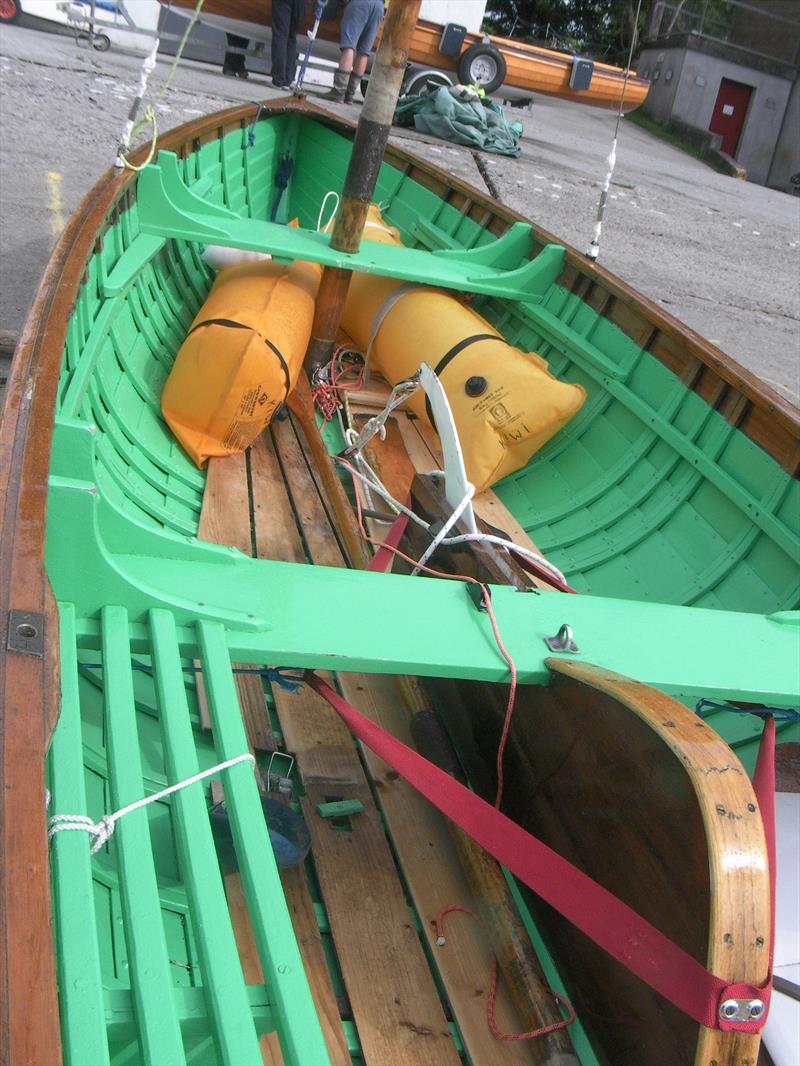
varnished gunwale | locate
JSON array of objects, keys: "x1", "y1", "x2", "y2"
[{"x1": 0, "y1": 97, "x2": 796, "y2": 1066}]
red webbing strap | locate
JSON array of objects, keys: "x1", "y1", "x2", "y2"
[
  {"x1": 367, "y1": 509, "x2": 411, "y2": 573},
  {"x1": 306, "y1": 672, "x2": 774, "y2": 1032}
]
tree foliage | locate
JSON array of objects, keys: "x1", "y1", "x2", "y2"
[{"x1": 482, "y1": 0, "x2": 654, "y2": 65}]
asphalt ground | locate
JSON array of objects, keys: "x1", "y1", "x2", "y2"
[{"x1": 1, "y1": 17, "x2": 798, "y2": 403}]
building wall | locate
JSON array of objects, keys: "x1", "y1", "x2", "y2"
[
  {"x1": 767, "y1": 75, "x2": 800, "y2": 193},
  {"x1": 637, "y1": 47, "x2": 686, "y2": 123},
  {"x1": 638, "y1": 44, "x2": 794, "y2": 185}
]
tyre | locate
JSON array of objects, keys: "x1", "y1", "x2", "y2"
[
  {"x1": 92, "y1": 32, "x2": 111, "y2": 52},
  {"x1": 0, "y1": 0, "x2": 21, "y2": 24},
  {"x1": 404, "y1": 70, "x2": 452, "y2": 96},
  {"x1": 456, "y1": 43, "x2": 506, "y2": 94}
]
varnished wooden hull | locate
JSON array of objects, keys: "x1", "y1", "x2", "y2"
[{"x1": 168, "y1": 1, "x2": 649, "y2": 111}]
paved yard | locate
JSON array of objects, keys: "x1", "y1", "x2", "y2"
[{"x1": 1, "y1": 17, "x2": 798, "y2": 402}]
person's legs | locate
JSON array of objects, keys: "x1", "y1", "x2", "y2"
[
  {"x1": 344, "y1": 2, "x2": 383, "y2": 102},
  {"x1": 271, "y1": 0, "x2": 291, "y2": 85},
  {"x1": 325, "y1": 1, "x2": 372, "y2": 100},
  {"x1": 283, "y1": 0, "x2": 306, "y2": 85}
]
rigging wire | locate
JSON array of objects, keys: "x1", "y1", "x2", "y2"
[{"x1": 585, "y1": 0, "x2": 644, "y2": 261}]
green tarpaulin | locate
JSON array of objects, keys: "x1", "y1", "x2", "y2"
[{"x1": 393, "y1": 85, "x2": 523, "y2": 157}]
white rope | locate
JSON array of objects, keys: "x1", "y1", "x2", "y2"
[
  {"x1": 318, "y1": 191, "x2": 340, "y2": 233},
  {"x1": 445, "y1": 533, "x2": 568, "y2": 586},
  {"x1": 340, "y1": 364, "x2": 570, "y2": 586},
  {"x1": 411, "y1": 483, "x2": 476, "y2": 576},
  {"x1": 342, "y1": 457, "x2": 568, "y2": 585},
  {"x1": 116, "y1": 33, "x2": 160, "y2": 165},
  {"x1": 48, "y1": 753, "x2": 256, "y2": 854}
]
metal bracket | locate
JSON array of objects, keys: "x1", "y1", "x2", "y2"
[
  {"x1": 266, "y1": 752, "x2": 295, "y2": 797},
  {"x1": 544, "y1": 623, "x2": 579, "y2": 654},
  {"x1": 718, "y1": 997, "x2": 765, "y2": 1024},
  {"x1": 7, "y1": 611, "x2": 45, "y2": 658},
  {"x1": 466, "y1": 583, "x2": 488, "y2": 612}
]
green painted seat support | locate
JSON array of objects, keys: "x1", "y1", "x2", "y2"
[
  {"x1": 136, "y1": 152, "x2": 566, "y2": 301},
  {"x1": 49, "y1": 604, "x2": 110, "y2": 1066},
  {"x1": 101, "y1": 605, "x2": 187, "y2": 1064},
  {"x1": 50, "y1": 602, "x2": 331, "y2": 1065},
  {"x1": 148, "y1": 608, "x2": 268, "y2": 1065},
  {"x1": 103, "y1": 172, "x2": 220, "y2": 298},
  {"x1": 196, "y1": 620, "x2": 330, "y2": 1066}
]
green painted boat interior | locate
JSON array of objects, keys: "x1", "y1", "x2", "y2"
[{"x1": 45, "y1": 111, "x2": 799, "y2": 1064}]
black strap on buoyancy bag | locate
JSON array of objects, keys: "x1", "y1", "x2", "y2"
[
  {"x1": 424, "y1": 333, "x2": 498, "y2": 426},
  {"x1": 186, "y1": 318, "x2": 291, "y2": 399}
]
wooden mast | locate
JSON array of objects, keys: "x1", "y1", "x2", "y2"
[{"x1": 306, "y1": 0, "x2": 422, "y2": 370}]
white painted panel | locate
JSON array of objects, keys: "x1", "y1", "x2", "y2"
[{"x1": 420, "y1": 1, "x2": 487, "y2": 34}]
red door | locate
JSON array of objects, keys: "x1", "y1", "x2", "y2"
[{"x1": 709, "y1": 78, "x2": 753, "y2": 157}]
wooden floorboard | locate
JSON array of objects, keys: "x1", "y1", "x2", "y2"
[
  {"x1": 256, "y1": 426, "x2": 459, "y2": 1066},
  {"x1": 200, "y1": 449, "x2": 351, "y2": 1066},
  {"x1": 258, "y1": 419, "x2": 544, "y2": 1065}
]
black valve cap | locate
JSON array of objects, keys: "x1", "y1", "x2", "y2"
[{"x1": 465, "y1": 375, "x2": 488, "y2": 397}]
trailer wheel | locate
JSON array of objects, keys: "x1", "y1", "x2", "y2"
[
  {"x1": 457, "y1": 44, "x2": 506, "y2": 93},
  {"x1": 0, "y1": 0, "x2": 21, "y2": 24},
  {"x1": 92, "y1": 32, "x2": 111, "y2": 51},
  {"x1": 404, "y1": 70, "x2": 452, "y2": 96}
]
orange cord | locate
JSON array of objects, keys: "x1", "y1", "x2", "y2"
[
  {"x1": 341, "y1": 460, "x2": 518, "y2": 808},
  {"x1": 434, "y1": 904, "x2": 576, "y2": 1042}
]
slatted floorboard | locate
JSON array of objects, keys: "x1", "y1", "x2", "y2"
[{"x1": 198, "y1": 407, "x2": 550, "y2": 1066}]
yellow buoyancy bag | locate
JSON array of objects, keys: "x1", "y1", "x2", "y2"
[
  {"x1": 340, "y1": 205, "x2": 586, "y2": 494},
  {"x1": 161, "y1": 253, "x2": 321, "y2": 467}
]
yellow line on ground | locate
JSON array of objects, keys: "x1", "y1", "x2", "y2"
[{"x1": 46, "y1": 170, "x2": 65, "y2": 239}]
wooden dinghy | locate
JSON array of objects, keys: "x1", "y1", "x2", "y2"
[
  {"x1": 168, "y1": 0, "x2": 650, "y2": 111},
  {"x1": 1, "y1": 98, "x2": 798, "y2": 1066}
]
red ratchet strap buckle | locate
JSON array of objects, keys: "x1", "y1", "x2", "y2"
[{"x1": 717, "y1": 983, "x2": 771, "y2": 1032}]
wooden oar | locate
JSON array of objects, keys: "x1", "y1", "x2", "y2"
[{"x1": 306, "y1": 0, "x2": 422, "y2": 370}]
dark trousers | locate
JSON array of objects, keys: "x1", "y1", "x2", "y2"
[{"x1": 271, "y1": 0, "x2": 307, "y2": 84}]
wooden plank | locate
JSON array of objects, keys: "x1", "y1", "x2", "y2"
[
  {"x1": 200, "y1": 447, "x2": 351, "y2": 1066},
  {"x1": 256, "y1": 422, "x2": 549, "y2": 1065},
  {"x1": 211, "y1": 779, "x2": 283, "y2": 1066},
  {"x1": 339, "y1": 673, "x2": 560, "y2": 1066},
  {"x1": 197, "y1": 452, "x2": 275, "y2": 751},
  {"x1": 302, "y1": 781, "x2": 458, "y2": 1065},
  {"x1": 254, "y1": 427, "x2": 460, "y2": 1065}
]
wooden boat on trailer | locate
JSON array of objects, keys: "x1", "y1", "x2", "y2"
[
  {"x1": 167, "y1": 0, "x2": 650, "y2": 110},
  {"x1": 1, "y1": 96, "x2": 798, "y2": 1066}
]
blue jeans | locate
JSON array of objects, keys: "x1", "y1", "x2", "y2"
[{"x1": 340, "y1": 0, "x2": 384, "y2": 55}]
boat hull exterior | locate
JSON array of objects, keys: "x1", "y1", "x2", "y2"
[{"x1": 167, "y1": 1, "x2": 650, "y2": 110}]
